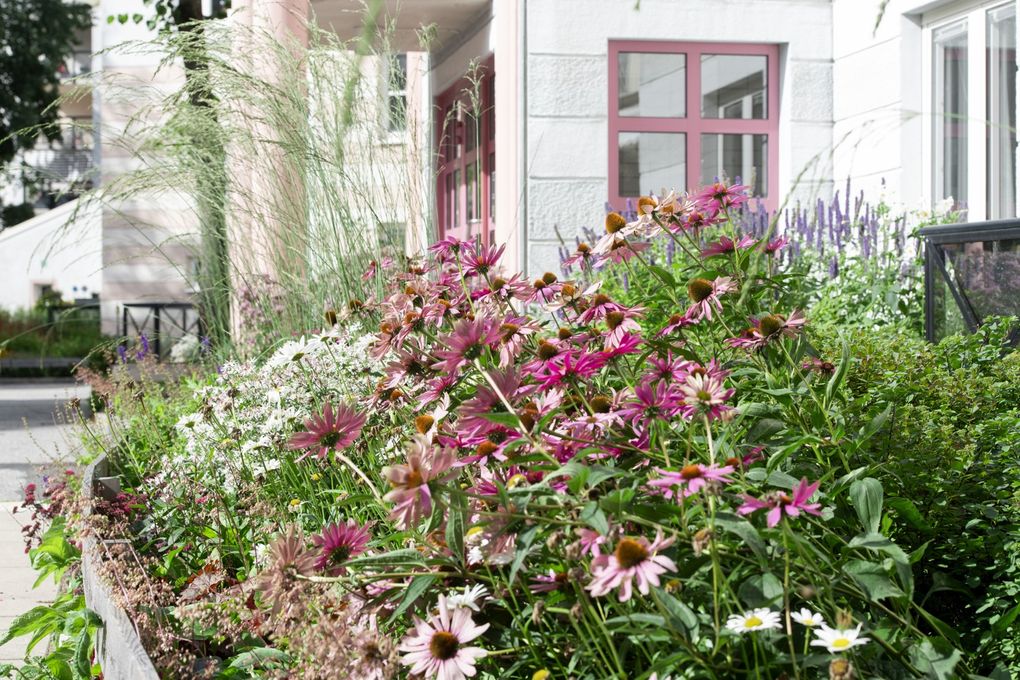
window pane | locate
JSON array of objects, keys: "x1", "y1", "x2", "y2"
[
  {"x1": 467, "y1": 162, "x2": 479, "y2": 221},
  {"x1": 700, "y1": 133, "x2": 768, "y2": 196},
  {"x1": 445, "y1": 174, "x2": 454, "y2": 230},
  {"x1": 453, "y1": 169, "x2": 461, "y2": 228},
  {"x1": 988, "y1": 6, "x2": 1016, "y2": 219},
  {"x1": 618, "y1": 132, "x2": 685, "y2": 197},
  {"x1": 934, "y1": 21, "x2": 968, "y2": 209},
  {"x1": 617, "y1": 52, "x2": 686, "y2": 117},
  {"x1": 701, "y1": 54, "x2": 768, "y2": 119},
  {"x1": 465, "y1": 112, "x2": 477, "y2": 152},
  {"x1": 388, "y1": 95, "x2": 406, "y2": 131}
]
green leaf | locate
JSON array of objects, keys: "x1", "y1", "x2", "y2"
[
  {"x1": 344, "y1": 549, "x2": 426, "y2": 569},
  {"x1": 992, "y1": 601, "x2": 1020, "y2": 635},
  {"x1": 824, "y1": 337, "x2": 850, "y2": 407},
  {"x1": 579, "y1": 502, "x2": 609, "y2": 536},
  {"x1": 715, "y1": 512, "x2": 766, "y2": 560},
  {"x1": 386, "y1": 575, "x2": 436, "y2": 624},
  {"x1": 0, "y1": 605, "x2": 57, "y2": 647},
  {"x1": 445, "y1": 495, "x2": 465, "y2": 563},
  {"x1": 843, "y1": 560, "x2": 903, "y2": 601},
  {"x1": 849, "y1": 477, "x2": 883, "y2": 533},
  {"x1": 228, "y1": 647, "x2": 291, "y2": 669},
  {"x1": 886, "y1": 497, "x2": 932, "y2": 533},
  {"x1": 648, "y1": 265, "x2": 676, "y2": 287},
  {"x1": 854, "y1": 405, "x2": 891, "y2": 451},
  {"x1": 73, "y1": 628, "x2": 92, "y2": 679},
  {"x1": 737, "y1": 572, "x2": 783, "y2": 608},
  {"x1": 476, "y1": 412, "x2": 521, "y2": 428},
  {"x1": 909, "y1": 638, "x2": 962, "y2": 680},
  {"x1": 508, "y1": 525, "x2": 539, "y2": 585},
  {"x1": 654, "y1": 588, "x2": 700, "y2": 639},
  {"x1": 848, "y1": 531, "x2": 909, "y2": 565}
]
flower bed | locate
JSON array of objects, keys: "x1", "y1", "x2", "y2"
[{"x1": 10, "y1": 183, "x2": 1020, "y2": 680}]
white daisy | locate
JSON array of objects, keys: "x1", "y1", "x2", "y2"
[
  {"x1": 790, "y1": 608, "x2": 826, "y2": 628},
  {"x1": 725, "y1": 608, "x2": 782, "y2": 633},
  {"x1": 810, "y1": 623, "x2": 871, "y2": 653},
  {"x1": 445, "y1": 584, "x2": 489, "y2": 612}
]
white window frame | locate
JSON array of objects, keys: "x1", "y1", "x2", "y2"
[{"x1": 921, "y1": 0, "x2": 1019, "y2": 221}]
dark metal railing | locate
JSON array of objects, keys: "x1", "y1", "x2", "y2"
[
  {"x1": 919, "y1": 219, "x2": 1020, "y2": 344},
  {"x1": 120, "y1": 302, "x2": 203, "y2": 360}
]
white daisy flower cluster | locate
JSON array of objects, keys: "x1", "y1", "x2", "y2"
[
  {"x1": 162, "y1": 323, "x2": 379, "y2": 492},
  {"x1": 726, "y1": 607, "x2": 871, "y2": 654}
]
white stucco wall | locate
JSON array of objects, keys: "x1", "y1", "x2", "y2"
[
  {"x1": 0, "y1": 199, "x2": 102, "y2": 312},
  {"x1": 523, "y1": 0, "x2": 835, "y2": 276}
]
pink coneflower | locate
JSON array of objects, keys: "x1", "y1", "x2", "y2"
[
  {"x1": 530, "y1": 569, "x2": 571, "y2": 593},
  {"x1": 432, "y1": 317, "x2": 501, "y2": 374},
  {"x1": 685, "y1": 276, "x2": 736, "y2": 322},
  {"x1": 738, "y1": 478, "x2": 823, "y2": 528},
  {"x1": 429, "y1": 236, "x2": 473, "y2": 263},
  {"x1": 497, "y1": 317, "x2": 541, "y2": 367},
  {"x1": 657, "y1": 310, "x2": 699, "y2": 337},
  {"x1": 481, "y1": 273, "x2": 530, "y2": 303},
  {"x1": 534, "y1": 350, "x2": 608, "y2": 390},
  {"x1": 562, "y1": 242, "x2": 600, "y2": 270},
  {"x1": 311, "y1": 519, "x2": 372, "y2": 575},
  {"x1": 602, "y1": 332, "x2": 644, "y2": 359},
  {"x1": 603, "y1": 307, "x2": 643, "y2": 350},
  {"x1": 461, "y1": 242, "x2": 505, "y2": 278},
  {"x1": 596, "y1": 237, "x2": 651, "y2": 266},
  {"x1": 578, "y1": 293, "x2": 623, "y2": 324},
  {"x1": 696, "y1": 181, "x2": 749, "y2": 211},
  {"x1": 288, "y1": 402, "x2": 367, "y2": 461},
  {"x1": 457, "y1": 368, "x2": 522, "y2": 436},
  {"x1": 701, "y1": 234, "x2": 757, "y2": 257},
  {"x1": 678, "y1": 371, "x2": 734, "y2": 421},
  {"x1": 587, "y1": 531, "x2": 677, "y2": 602},
  {"x1": 382, "y1": 436, "x2": 458, "y2": 529},
  {"x1": 399, "y1": 594, "x2": 489, "y2": 680},
  {"x1": 618, "y1": 380, "x2": 682, "y2": 434},
  {"x1": 762, "y1": 235, "x2": 789, "y2": 255},
  {"x1": 726, "y1": 310, "x2": 807, "y2": 351},
  {"x1": 648, "y1": 463, "x2": 734, "y2": 500}
]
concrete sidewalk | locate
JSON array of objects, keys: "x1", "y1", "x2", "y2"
[{"x1": 0, "y1": 380, "x2": 90, "y2": 665}]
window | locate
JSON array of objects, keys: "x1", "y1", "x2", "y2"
[
  {"x1": 385, "y1": 53, "x2": 407, "y2": 132},
  {"x1": 928, "y1": 3, "x2": 1017, "y2": 220},
  {"x1": 608, "y1": 41, "x2": 780, "y2": 210},
  {"x1": 436, "y1": 61, "x2": 495, "y2": 245}
]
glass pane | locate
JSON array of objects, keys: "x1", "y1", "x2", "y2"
[
  {"x1": 617, "y1": 132, "x2": 685, "y2": 197},
  {"x1": 467, "y1": 162, "x2": 478, "y2": 221},
  {"x1": 444, "y1": 174, "x2": 454, "y2": 230},
  {"x1": 700, "y1": 133, "x2": 768, "y2": 196},
  {"x1": 388, "y1": 95, "x2": 406, "y2": 131},
  {"x1": 988, "y1": 5, "x2": 1016, "y2": 219},
  {"x1": 489, "y1": 152, "x2": 496, "y2": 222},
  {"x1": 701, "y1": 54, "x2": 767, "y2": 119},
  {"x1": 934, "y1": 21, "x2": 968, "y2": 209},
  {"x1": 617, "y1": 52, "x2": 686, "y2": 117},
  {"x1": 489, "y1": 74, "x2": 496, "y2": 140},
  {"x1": 465, "y1": 112, "x2": 477, "y2": 152},
  {"x1": 942, "y1": 239, "x2": 1020, "y2": 323},
  {"x1": 389, "y1": 53, "x2": 407, "y2": 91},
  {"x1": 453, "y1": 169, "x2": 461, "y2": 228}
]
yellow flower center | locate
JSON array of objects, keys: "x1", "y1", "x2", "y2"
[
  {"x1": 831, "y1": 637, "x2": 851, "y2": 650},
  {"x1": 744, "y1": 616, "x2": 763, "y2": 628}
]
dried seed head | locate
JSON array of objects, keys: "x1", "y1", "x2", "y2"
[
  {"x1": 829, "y1": 658, "x2": 855, "y2": 680},
  {"x1": 414, "y1": 415, "x2": 434, "y2": 434}
]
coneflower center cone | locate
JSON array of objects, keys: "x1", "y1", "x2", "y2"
[
  {"x1": 615, "y1": 538, "x2": 650, "y2": 569},
  {"x1": 680, "y1": 464, "x2": 704, "y2": 479},
  {"x1": 605, "y1": 212, "x2": 627, "y2": 234},
  {"x1": 429, "y1": 631, "x2": 460, "y2": 660},
  {"x1": 758, "y1": 314, "x2": 785, "y2": 336},
  {"x1": 687, "y1": 278, "x2": 715, "y2": 303}
]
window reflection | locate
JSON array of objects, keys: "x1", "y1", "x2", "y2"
[
  {"x1": 701, "y1": 54, "x2": 767, "y2": 119},
  {"x1": 618, "y1": 52, "x2": 686, "y2": 117},
  {"x1": 618, "y1": 132, "x2": 686, "y2": 197},
  {"x1": 700, "y1": 133, "x2": 768, "y2": 196}
]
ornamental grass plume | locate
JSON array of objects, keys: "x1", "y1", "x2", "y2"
[
  {"x1": 288, "y1": 402, "x2": 367, "y2": 461},
  {"x1": 398, "y1": 594, "x2": 490, "y2": 680},
  {"x1": 256, "y1": 526, "x2": 317, "y2": 616}
]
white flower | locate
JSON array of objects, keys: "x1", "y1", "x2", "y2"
[
  {"x1": 810, "y1": 623, "x2": 870, "y2": 654},
  {"x1": 790, "y1": 608, "x2": 826, "y2": 628},
  {"x1": 445, "y1": 584, "x2": 489, "y2": 612},
  {"x1": 725, "y1": 608, "x2": 782, "y2": 633},
  {"x1": 176, "y1": 413, "x2": 202, "y2": 430}
]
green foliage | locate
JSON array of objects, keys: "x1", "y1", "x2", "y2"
[
  {"x1": 1, "y1": 202, "x2": 36, "y2": 228},
  {"x1": 0, "y1": 519, "x2": 101, "y2": 680},
  {"x1": 0, "y1": 0, "x2": 92, "y2": 168},
  {"x1": 815, "y1": 318, "x2": 1020, "y2": 675},
  {"x1": 0, "y1": 307, "x2": 105, "y2": 360}
]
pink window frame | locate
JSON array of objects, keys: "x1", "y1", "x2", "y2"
[
  {"x1": 435, "y1": 57, "x2": 496, "y2": 246},
  {"x1": 608, "y1": 40, "x2": 781, "y2": 211}
]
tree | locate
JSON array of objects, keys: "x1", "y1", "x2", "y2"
[{"x1": 0, "y1": 0, "x2": 92, "y2": 170}]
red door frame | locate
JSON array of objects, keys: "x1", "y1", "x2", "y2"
[{"x1": 435, "y1": 56, "x2": 496, "y2": 246}]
